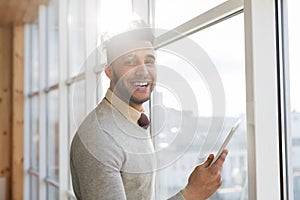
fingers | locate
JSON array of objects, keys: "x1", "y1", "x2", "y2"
[
  {"x1": 184, "y1": 151, "x2": 227, "y2": 200},
  {"x1": 203, "y1": 154, "x2": 214, "y2": 168},
  {"x1": 212, "y1": 149, "x2": 228, "y2": 169},
  {"x1": 200, "y1": 149, "x2": 228, "y2": 170}
]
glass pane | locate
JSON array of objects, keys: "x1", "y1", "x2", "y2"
[
  {"x1": 155, "y1": 0, "x2": 227, "y2": 31},
  {"x1": 46, "y1": 90, "x2": 59, "y2": 181},
  {"x1": 31, "y1": 23, "x2": 39, "y2": 92},
  {"x1": 30, "y1": 96, "x2": 39, "y2": 171},
  {"x1": 47, "y1": 0, "x2": 59, "y2": 86},
  {"x1": 47, "y1": 185, "x2": 59, "y2": 200},
  {"x1": 68, "y1": 81, "x2": 86, "y2": 144},
  {"x1": 94, "y1": 0, "x2": 132, "y2": 102},
  {"x1": 95, "y1": 0, "x2": 132, "y2": 70},
  {"x1": 68, "y1": 81, "x2": 85, "y2": 191},
  {"x1": 30, "y1": 175, "x2": 39, "y2": 200},
  {"x1": 96, "y1": 72, "x2": 109, "y2": 103},
  {"x1": 153, "y1": 14, "x2": 247, "y2": 199},
  {"x1": 287, "y1": 0, "x2": 300, "y2": 198},
  {"x1": 68, "y1": 0, "x2": 85, "y2": 77},
  {"x1": 96, "y1": 0, "x2": 132, "y2": 37}
]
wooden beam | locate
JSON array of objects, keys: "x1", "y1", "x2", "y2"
[
  {"x1": 0, "y1": 27, "x2": 12, "y2": 200},
  {"x1": 0, "y1": 0, "x2": 50, "y2": 26},
  {"x1": 12, "y1": 25, "x2": 24, "y2": 200},
  {"x1": 23, "y1": 0, "x2": 50, "y2": 23},
  {"x1": 0, "y1": 0, "x2": 27, "y2": 26}
]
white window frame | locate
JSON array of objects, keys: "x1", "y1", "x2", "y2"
[
  {"x1": 277, "y1": 0, "x2": 295, "y2": 199},
  {"x1": 58, "y1": 0, "x2": 69, "y2": 198},
  {"x1": 244, "y1": 0, "x2": 282, "y2": 199}
]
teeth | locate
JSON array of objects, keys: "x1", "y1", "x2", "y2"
[{"x1": 134, "y1": 82, "x2": 148, "y2": 87}]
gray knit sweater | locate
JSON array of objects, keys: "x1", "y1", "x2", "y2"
[{"x1": 70, "y1": 100, "x2": 185, "y2": 200}]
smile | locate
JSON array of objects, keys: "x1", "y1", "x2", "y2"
[{"x1": 133, "y1": 82, "x2": 149, "y2": 87}]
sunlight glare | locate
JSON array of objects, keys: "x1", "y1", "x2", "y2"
[{"x1": 98, "y1": 0, "x2": 141, "y2": 38}]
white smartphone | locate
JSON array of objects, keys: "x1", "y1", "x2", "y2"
[{"x1": 210, "y1": 119, "x2": 241, "y2": 166}]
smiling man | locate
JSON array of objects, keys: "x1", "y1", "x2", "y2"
[{"x1": 70, "y1": 23, "x2": 228, "y2": 200}]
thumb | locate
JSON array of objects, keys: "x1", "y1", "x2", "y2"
[{"x1": 203, "y1": 154, "x2": 214, "y2": 168}]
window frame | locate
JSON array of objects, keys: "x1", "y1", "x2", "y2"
[
  {"x1": 277, "y1": 0, "x2": 296, "y2": 199},
  {"x1": 244, "y1": 0, "x2": 282, "y2": 199}
]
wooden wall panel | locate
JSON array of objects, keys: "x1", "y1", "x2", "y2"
[
  {"x1": 12, "y1": 25, "x2": 24, "y2": 200},
  {"x1": 0, "y1": 0, "x2": 50, "y2": 26},
  {"x1": 0, "y1": 27, "x2": 12, "y2": 200}
]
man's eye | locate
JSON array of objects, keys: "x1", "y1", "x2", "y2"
[
  {"x1": 145, "y1": 61, "x2": 155, "y2": 66},
  {"x1": 124, "y1": 60, "x2": 136, "y2": 65}
]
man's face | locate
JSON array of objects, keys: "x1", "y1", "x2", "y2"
[{"x1": 108, "y1": 46, "x2": 156, "y2": 109}]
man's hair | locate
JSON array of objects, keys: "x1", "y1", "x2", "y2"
[{"x1": 103, "y1": 20, "x2": 155, "y2": 64}]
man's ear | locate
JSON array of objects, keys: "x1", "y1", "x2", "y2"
[
  {"x1": 104, "y1": 65, "x2": 115, "y2": 89},
  {"x1": 104, "y1": 65, "x2": 112, "y2": 79}
]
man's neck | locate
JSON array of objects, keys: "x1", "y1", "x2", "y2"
[
  {"x1": 110, "y1": 87, "x2": 143, "y2": 111},
  {"x1": 129, "y1": 102, "x2": 143, "y2": 112}
]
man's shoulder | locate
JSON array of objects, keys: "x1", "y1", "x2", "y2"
[
  {"x1": 75, "y1": 100, "x2": 128, "y2": 142},
  {"x1": 78, "y1": 101, "x2": 113, "y2": 131},
  {"x1": 71, "y1": 102, "x2": 125, "y2": 166}
]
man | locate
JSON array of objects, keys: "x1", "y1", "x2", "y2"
[{"x1": 70, "y1": 25, "x2": 228, "y2": 200}]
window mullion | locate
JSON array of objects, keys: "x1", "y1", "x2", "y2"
[
  {"x1": 58, "y1": 0, "x2": 69, "y2": 199},
  {"x1": 38, "y1": 5, "x2": 48, "y2": 200},
  {"x1": 85, "y1": 0, "x2": 97, "y2": 113},
  {"x1": 154, "y1": 0, "x2": 243, "y2": 48},
  {"x1": 23, "y1": 24, "x2": 32, "y2": 200},
  {"x1": 244, "y1": 0, "x2": 281, "y2": 199}
]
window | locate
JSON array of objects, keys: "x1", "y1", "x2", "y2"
[
  {"x1": 31, "y1": 23, "x2": 39, "y2": 92},
  {"x1": 30, "y1": 175, "x2": 38, "y2": 200},
  {"x1": 30, "y1": 96, "x2": 39, "y2": 172},
  {"x1": 45, "y1": 0, "x2": 60, "y2": 198},
  {"x1": 66, "y1": 0, "x2": 86, "y2": 196},
  {"x1": 46, "y1": 0, "x2": 59, "y2": 86},
  {"x1": 153, "y1": 12, "x2": 247, "y2": 199},
  {"x1": 44, "y1": 0, "x2": 60, "y2": 198},
  {"x1": 190, "y1": 15, "x2": 246, "y2": 200},
  {"x1": 68, "y1": 82, "x2": 86, "y2": 147},
  {"x1": 155, "y1": 0, "x2": 227, "y2": 30},
  {"x1": 26, "y1": 21, "x2": 40, "y2": 199},
  {"x1": 95, "y1": 0, "x2": 133, "y2": 103},
  {"x1": 46, "y1": 89, "x2": 59, "y2": 192},
  {"x1": 67, "y1": 0, "x2": 85, "y2": 77}
]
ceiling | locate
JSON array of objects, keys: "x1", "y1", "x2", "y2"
[{"x1": 0, "y1": 0, "x2": 48, "y2": 26}]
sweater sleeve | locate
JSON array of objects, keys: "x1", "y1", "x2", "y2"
[{"x1": 70, "y1": 133, "x2": 126, "y2": 200}]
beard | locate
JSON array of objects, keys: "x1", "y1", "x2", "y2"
[
  {"x1": 129, "y1": 93, "x2": 150, "y2": 105},
  {"x1": 112, "y1": 69, "x2": 152, "y2": 105}
]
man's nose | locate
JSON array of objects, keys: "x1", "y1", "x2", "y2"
[{"x1": 135, "y1": 64, "x2": 150, "y2": 76}]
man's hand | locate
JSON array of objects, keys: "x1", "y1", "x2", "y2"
[{"x1": 181, "y1": 149, "x2": 228, "y2": 200}]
